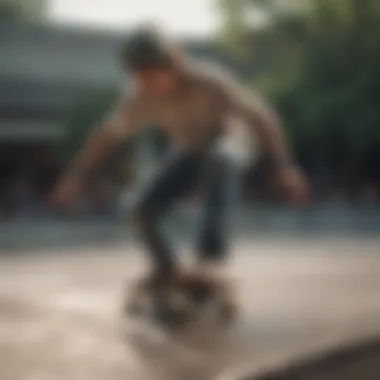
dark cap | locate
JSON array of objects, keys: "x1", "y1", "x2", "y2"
[{"x1": 121, "y1": 26, "x2": 174, "y2": 71}]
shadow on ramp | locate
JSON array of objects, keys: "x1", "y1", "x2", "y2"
[{"x1": 219, "y1": 337, "x2": 380, "y2": 380}]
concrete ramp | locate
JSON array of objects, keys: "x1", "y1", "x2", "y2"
[
  {"x1": 0, "y1": 240, "x2": 379, "y2": 380},
  {"x1": 220, "y1": 337, "x2": 380, "y2": 380}
]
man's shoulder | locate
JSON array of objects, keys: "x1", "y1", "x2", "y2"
[
  {"x1": 117, "y1": 80, "x2": 141, "y2": 100},
  {"x1": 186, "y1": 59, "x2": 239, "y2": 91},
  {"x1": 116, "y1": 80, "x2": 150, "y2": 109}
]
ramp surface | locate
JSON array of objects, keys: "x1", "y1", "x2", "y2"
[{"x1": 0, "y1": 240, "x2": 379, "y2": 380}]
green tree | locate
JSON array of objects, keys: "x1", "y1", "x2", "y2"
[
  {"x1": 0, "y1": 0, "x2": 47, "y2": 21},
  {"x1": 217, "y1": 0, "x2": 380, "y2": 196},
  {"x1": 0, "y1": 1, "x2": 20, "y2": 19}
]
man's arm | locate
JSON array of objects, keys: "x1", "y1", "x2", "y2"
[
  {"x1": 66, "y1": 102, "x2": 131, "y2": 180},
  {"x1": 50, "y1": 94, "x2": 142, "y2": 205},
  {"x1": 219, "y1": 73, "x2": 308, "y2": 203},
  {"x1": 224, "y1": 78, "x2": 291, "y2": 167},
  {"x1": 68, "y1": 89, "x2": 146, "y2": 179}
]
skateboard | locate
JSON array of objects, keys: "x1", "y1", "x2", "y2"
[{"x1": 121, "y1": 273, "x2": 239, "y2": 356}]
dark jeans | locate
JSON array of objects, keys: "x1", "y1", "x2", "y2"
[{"x1": 131, "y1": 146, "x2": 241, "y2": 271}]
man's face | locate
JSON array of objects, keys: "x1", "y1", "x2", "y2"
[{"x1": 132, "y1": 68, "x2": 179, "y2": 96}]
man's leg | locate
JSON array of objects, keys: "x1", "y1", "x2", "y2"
[
  {"x1": 179, "y1": 152, "x2": 242, "y2": 315},
  {"x1": 196, "y1": 152, "x2": 242, "y2": 268},
  {"x1": 131, "y1": 149, "x2": 201, "y2": 280}
]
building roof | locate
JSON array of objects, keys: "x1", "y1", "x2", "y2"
[{"x1": 0, "y1": 21, "x2": 225, "y2": 87}]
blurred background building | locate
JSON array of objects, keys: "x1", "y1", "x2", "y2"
[
  {"x1": 0, "y1": 21, "x2": 123, "y2": 217},
  {"x1": 0, "y1": 1, "x2": 241, "y2": 219}
]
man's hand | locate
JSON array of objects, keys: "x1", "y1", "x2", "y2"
[
  {"x1": 271, "y1": 164, "x2": 309, "y2": 205},
  {"x1": 49, "y1": 174, "x2": 84, "y2": 209}
]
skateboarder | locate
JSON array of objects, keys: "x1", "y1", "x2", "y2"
[{"x1": 50, "y1": 26, "x2": 308, "y2": 317}]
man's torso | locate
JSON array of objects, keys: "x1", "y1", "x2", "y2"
[{"x1": 130, "y1": 60, "x2": 232, "y2": 150}]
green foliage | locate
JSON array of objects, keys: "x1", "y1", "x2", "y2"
[
  {"x1": 0, "y1": 0, "x2": 46, "y2": 21},
  {"x1": 217, "y1": 0, "x2": 380, "y2": 191},
  {"x1": 0, "y1": 2, "x2": 21, "y2": 20}
]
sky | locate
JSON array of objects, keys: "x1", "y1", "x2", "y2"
[{"x1": 48, "y1": 0, "x2": 220, "y2": 37}]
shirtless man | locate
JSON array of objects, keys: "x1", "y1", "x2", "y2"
[{"x1": 50, "y1": 26, "x2": 308, "y2": 311}]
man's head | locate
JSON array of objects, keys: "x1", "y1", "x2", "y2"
[{"x1": 121, "y1": 26, "x2": 183, "y2": 96}]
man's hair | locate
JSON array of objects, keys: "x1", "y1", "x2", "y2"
[{"x1": 121, "y1": 26, "x2": 177, "y2": 71}]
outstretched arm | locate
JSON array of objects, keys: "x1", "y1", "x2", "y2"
[
  {"x1": 222, "y1": 77, "x2": 308, "y2": 203},
  {"x1": 224, "y1": 79, "x2": 291, "y2": 167},
  {"x1": 50, "y1": 94, "x2": 141, "y2": 206},
  {"x1": 66, "y1": 101, "x2": 132, "y2": 180}
]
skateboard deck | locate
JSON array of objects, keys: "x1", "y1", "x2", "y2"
[{"x1": 122, "y1": 281, "x2": 239, "y2": 358}]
